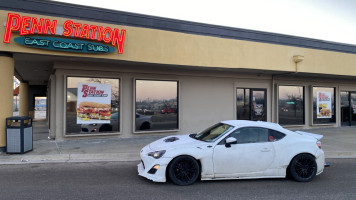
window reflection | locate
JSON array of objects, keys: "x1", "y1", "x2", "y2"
[
  {"x1": 66, "y1": 77, "x2": 120, "y2": 135},
  {"x1": 236, "y1": 89, "x2": 250, "y2": 120},
  {"x1": 230, "y1": 127, "x2": 268, "y2": 144},
  {"x1": 135, "y1": 80, "x2": 178, "y2": 131},
  {"x1": 278, "y1": 86, "x2": 304, "y2": 125},
  {"x1": 340, "y1": 91, "x2": 350, "y2": 126},
  {"x1": 252, "y1": 90, "x2": 266, "y2": 121}
]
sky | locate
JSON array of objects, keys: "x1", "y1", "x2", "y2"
[
  {"x1": 55, "y1": 0, "x2": 356, "y2": 45},
  {"x1": 136, "y1": 80, "x2": 177, "y2": 101}
]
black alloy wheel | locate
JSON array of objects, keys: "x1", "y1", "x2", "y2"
[
  {"x1": 168, "y1": 156, "x2": 200, "y2": 186},
  {"x1": 289, "y1": 154, "x2": 317, "y2": 182}
]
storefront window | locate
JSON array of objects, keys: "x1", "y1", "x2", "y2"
[
  {"x1": 135, "y1": 80, "x2": 178, "y2": 132},
  {"x1": 313, "y1": 87, "x2": 336, "y2": 124},
  {"x1": 66, "y1": 77, "x2": 120, "y2": 135},
  {"x1": 278, "y1": 86, "x2": 304, "y2": 125}
]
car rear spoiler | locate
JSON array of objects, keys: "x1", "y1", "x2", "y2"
[{"x1": 295, "y1": 131, "x2": 323, "y2": 140}]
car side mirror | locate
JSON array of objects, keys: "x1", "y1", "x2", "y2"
[{"x1": 225, "y1": 137, "x2": 237, "y2": 148}]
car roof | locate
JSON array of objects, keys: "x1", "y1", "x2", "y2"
[{"x1": 221, "y1": 120, "x2": 283, "y2": 130}]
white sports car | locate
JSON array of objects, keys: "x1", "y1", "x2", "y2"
[{"x1": 138, "y1": 120, "x2": 325, "y2": 185}]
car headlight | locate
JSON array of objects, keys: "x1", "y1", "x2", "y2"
[{"x1": 148, "y1": 150, "x2": 166, "y2": 159}]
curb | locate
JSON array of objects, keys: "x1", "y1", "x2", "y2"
[
  {"x1": 324, "y1": 151, "x2": 356, "y2": 159},
  {"x1": 0, "y1": 153, "x2": 141, "y2": 165},
  {"x1": 1, "y1": 151, "x2": 356, "y2": 165}
]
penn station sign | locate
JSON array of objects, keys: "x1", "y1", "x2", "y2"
[{"x1": 3, "y1": 13, "x2": 126, "y2": 54}]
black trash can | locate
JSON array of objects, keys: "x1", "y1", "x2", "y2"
[{"x1": 6, "y1": 116, "x2": 33, "y2": 154}]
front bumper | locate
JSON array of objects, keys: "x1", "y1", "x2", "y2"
[{"x1": 137, "y1": 145, "x2": 171, "y2": 182}]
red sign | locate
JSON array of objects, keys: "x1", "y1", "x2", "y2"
[
  {"x1": 3, "y1": 13, "x2": 126, "y2": 54},
  {"x1": 81, "y1": 84, "x2": 107, "y2": 97}
]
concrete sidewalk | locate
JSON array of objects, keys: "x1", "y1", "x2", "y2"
[
  {"x1": 0, "y1": 135, "x2": 163, "y2": 164},
  {"x1": 0, "y1": 124, "x2": 356, "y2": 165},
  {"x1": 301, "y1": 126, "x2": 356, "y2": 158}
]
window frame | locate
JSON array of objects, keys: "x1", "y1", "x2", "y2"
[
  {"x1": 268, "y1": 129, "x2": 286, "y2": 142},
  {"x1": 231, "y1": 127, "x2": 269, "y2": 144},
  {"x1": 64, "y1": 75, "x2": 121, "y2": 137},
  {"x1": 311, "y1": 86, "x2": 337, "y2": 125},
  {"x1": 277, "y1": 85, "x2": 305, "y2": 126},
  {"x1": 236, "y1": 88, "x2": 267, "y2": 121},
  {"x1": 133, "y1": 78, "x2": 180, "y2": 133},
  {"x1": 219, "y1": 127, "x2": 286, "y2": 145}
]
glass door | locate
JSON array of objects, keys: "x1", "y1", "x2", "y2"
[
  {"x1": 236, "y1": 88, "x2": 267, "y2": 121},
  {"x1": 236, "y1": 88, "x2": 250, "y2": 120},
  {"x1": 251, "y1": 89, "x2": 267, "y2": 121},
  {"x1": 340, "y1": 91, "x2": 350, "y2": 126},
  {"x1": 351, "y1": 93, "x2": 356, "y2": 126},
  {"x1": 340, "y1": 91, "x2": 356, "y2": 126}
]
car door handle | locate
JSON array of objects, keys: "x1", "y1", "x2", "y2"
[{"x1": 261, "y1": 148, "x2": 271, "y2": 152}]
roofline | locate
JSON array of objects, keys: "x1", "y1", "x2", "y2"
[{"x1": 1, "y1": 0, "x2": 356, "y2": 54}]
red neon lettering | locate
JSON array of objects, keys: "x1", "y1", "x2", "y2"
[
  {"x1": 97, "y1": 26, "x2": 103, "y2": 41},
  {"x1": 79, "y1": 24, "x2": 90, "y2": 39},
  {"x1": 89, "y1": 25, "x2": 98, "y2": 40},
  {"x1": 3, "y1": 12, "x2": 126, "y2": 54},
  {"x1": 102, "y1": 27, "x2": 113, "y2": 43},
  {"x1": 73, "y1": 23, "x2": 82, "y2": 37},
  {"x1": 30, "y1": 17, "x2": 44, "y2": 34},
  {"x1": 3, "y1": 13, "x2": 21, "y2": 43},
  {"x1": 62, "y1": 20, "x2": 73, "y2": 36},
  {"x1": 44, "y1": 19, "x2": 57, "y2": 34},
  {"x1": 20, "y1": 16, "x2": 31, "y2": 35},
  {"x1": 112, "y1": 29, "x2": 126, "y2": 54}
]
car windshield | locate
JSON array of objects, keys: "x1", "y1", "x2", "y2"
[{"x1": 194, "y1": 123, "x2": 234, "y2": 142}]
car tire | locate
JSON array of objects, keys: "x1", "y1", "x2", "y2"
[
  {"x1": 289, "y1": 154, "x2": 317, "y2": 182},
  {"x1": 140, "y1": 122, "x2": 151, "y2": 130},
  {"x1": 168, "y1": 156, "x2": 200, "y2": 186}
]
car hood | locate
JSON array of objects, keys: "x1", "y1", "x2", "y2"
[{"x1": 148, "y1": 134, "x2": 206, "y2": 151}]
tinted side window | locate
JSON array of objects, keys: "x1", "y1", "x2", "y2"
[
  {"x1": 229, "y1": 127, "x2": 269, "y2": 144},
  {"x1": 268, "y1": 129, "x2": 286, "y2": 142}
]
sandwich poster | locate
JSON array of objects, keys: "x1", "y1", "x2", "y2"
[
  {"x1": 316, "y1": 91, "x2": 332, "y2": 118},
  {"x1": 77, "y1": 82, "x2": 111, "y2": 124}
]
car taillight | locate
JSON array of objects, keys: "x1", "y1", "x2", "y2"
[{"x1": 316, "y1": 141, "x2": 322, "y2": 149}]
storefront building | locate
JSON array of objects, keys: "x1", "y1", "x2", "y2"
[{"x1": 1, "y1": 0, "x2": 356, "y2": 150}]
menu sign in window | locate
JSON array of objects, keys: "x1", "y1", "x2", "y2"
[
  {"x1": 317, "y1": 91, "x2": 332, "y2": 118},
  {"x1": 77, "y1": 83, "x2": 111, "y2": 124}
]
